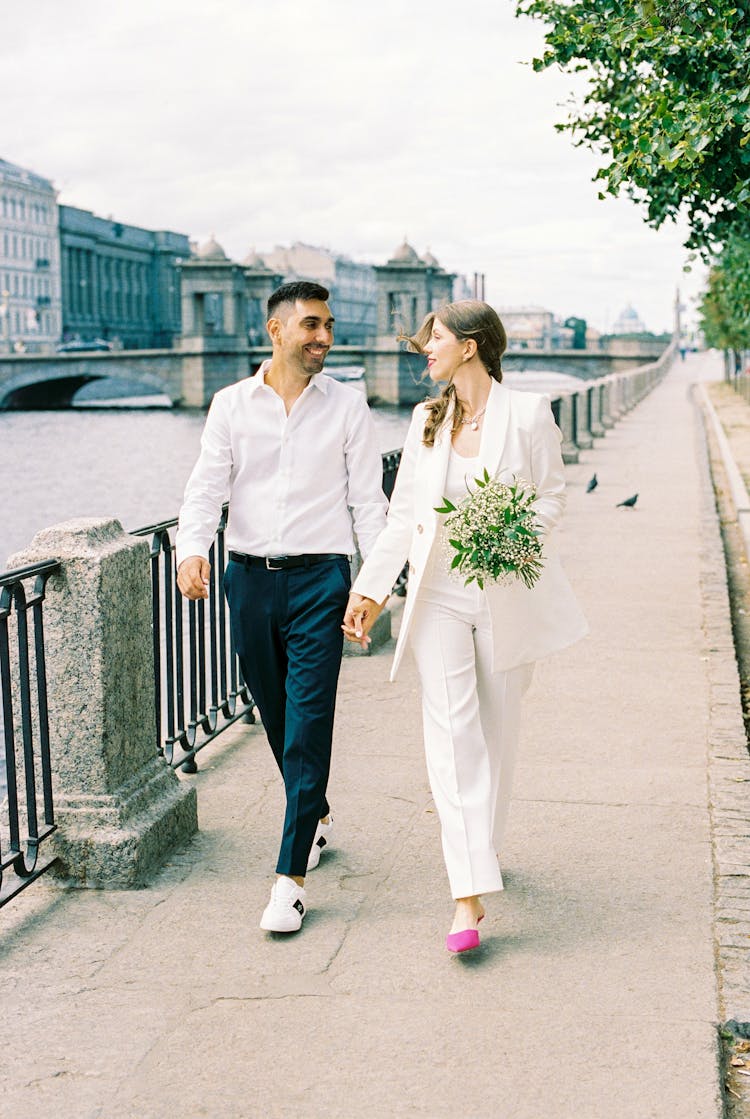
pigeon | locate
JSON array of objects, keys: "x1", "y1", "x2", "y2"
[
  {"x1": 586, "y1": 473, "x2": 598, "y2": 493},
  {"x1": 616, "y1": 493, "x2": 638, "y2": 508}
]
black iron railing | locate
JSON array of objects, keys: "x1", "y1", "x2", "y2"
[
  {"x1": 381, "y1": 449, "x2": 401, "y2": 500},
  {"x1": 131, "y1": 508, "x2": 254, "y2": 774},
  {"x1": 0, "y1": 561, "x2": 59, "y2": 907},
  {"x1": 133, "y1": 447, "x2": 406, "y2": 771}
]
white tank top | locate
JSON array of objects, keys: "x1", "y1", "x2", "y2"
[
  {"x1": 443, "y1": 448, "x2": 482, "y2": 506},
  {"x1": 420, "y1": 448, "x2": 482, "y2": 591}
]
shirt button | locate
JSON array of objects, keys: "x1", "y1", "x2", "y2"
[{"x1": 416, "y1": 524, "x2": 423, "y2": 534}]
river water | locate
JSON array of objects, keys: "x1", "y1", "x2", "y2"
[
  {"x1": 0, "y1": 400, "x2": 415, "y2": 566},
  {"x1": 0, "y1": 369, "x2": 576, "y2": 566}
]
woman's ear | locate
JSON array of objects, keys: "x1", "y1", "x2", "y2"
[{"x1": 464, "y1": 338, "x2": 478, "y2": 362}]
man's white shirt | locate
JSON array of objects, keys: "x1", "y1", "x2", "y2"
[{"x1": 175, "y1": 361, "x2": 388, "y2": 567}]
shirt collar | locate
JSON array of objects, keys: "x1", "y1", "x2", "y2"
[{"x1": 247, "y1": 359, "x2": 329, "y2": 395}]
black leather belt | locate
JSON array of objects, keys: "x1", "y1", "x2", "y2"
[{"x1": 228, "y1": 551, "x2": 348, "y2": 571}]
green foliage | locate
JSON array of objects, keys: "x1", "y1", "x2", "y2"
[
  {"x1": 515, "y1": 0, "x2": 750, "y2": 251},
  {"x1": 699, "y1": 232, "x2": 750, "y2": 349}
]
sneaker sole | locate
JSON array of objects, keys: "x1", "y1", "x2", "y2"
[{"x1": 260, "y1": 911, "x2": 304, "y2": 933}]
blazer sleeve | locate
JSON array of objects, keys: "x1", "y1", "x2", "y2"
[
  {"x1": 351, "y1": 405, "x2": 424, "y2": 603},
  {"x1": 529, "y1": 395, "x2": 567, "y2": 535}
]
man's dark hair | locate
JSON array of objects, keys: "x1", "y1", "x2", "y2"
[{"x1": 267, "y1": 281, "x2": 330, "y2": 320}]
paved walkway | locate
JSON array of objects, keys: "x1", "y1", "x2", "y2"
[{"x1": 1, "y1": 351, "x2": 740, "y2": 1118}]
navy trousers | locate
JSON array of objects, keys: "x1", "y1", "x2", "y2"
[{"x1": 223, "y1": 556, "x2": 350, "y2": 877}]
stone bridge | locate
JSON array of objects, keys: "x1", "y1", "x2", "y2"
[{"x1": 0, "y1": 340, "x2": 668, "y2": 409}]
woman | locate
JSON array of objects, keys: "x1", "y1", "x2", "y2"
[{"x1": 343, "y1": 301, "x2": 587, "y2": 954}]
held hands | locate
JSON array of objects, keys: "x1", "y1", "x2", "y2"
[
  {"x1": 177, "y1": 556, "x2": 211, "y2": 600},
  {"x1": 342, "y1": 592, "x2": 385, "y2": 650}
]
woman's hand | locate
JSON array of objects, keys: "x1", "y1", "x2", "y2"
[{"x1": 342, "y1": 592, "x2": 385, "y2": 649}]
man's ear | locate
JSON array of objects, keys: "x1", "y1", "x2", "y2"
[{"x1": 267, "y1": 317, "x2": 282, "y2": 344}]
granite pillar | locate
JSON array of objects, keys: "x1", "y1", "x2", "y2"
[{"x1": 8, "y1": 518, "x2": 198, "y2": 887}]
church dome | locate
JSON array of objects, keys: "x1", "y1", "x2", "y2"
[
  {"x1": 390, "y1": 238, "x2": 420, "y2": 264},
  {"x1": 196, "y1": 235, "x2": 228, "y2": 261},
  {"x1": 422, "y1": 250, "x2": 440, "y2": 268}
]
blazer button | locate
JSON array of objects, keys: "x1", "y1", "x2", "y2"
[{"x1": 416, "y1": 524, "x2": 424, "y2": 534}]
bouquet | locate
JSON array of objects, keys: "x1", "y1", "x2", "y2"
[{"x1": 435, "y1": 470, "x2": 544, "y2": 590}]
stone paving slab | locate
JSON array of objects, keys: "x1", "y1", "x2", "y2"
[{"x1": 0, "y1": 351, "x2": 735, "y2": 1118}]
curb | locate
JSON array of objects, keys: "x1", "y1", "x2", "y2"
[{"x1": 695, "y1": 384, "x2": 750, "y2": 1113}]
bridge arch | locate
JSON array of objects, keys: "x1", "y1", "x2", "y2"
[{"x1": 0, "y1": 357, "x2": 177, "y2": 411}]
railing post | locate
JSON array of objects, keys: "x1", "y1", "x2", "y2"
[
  {"x1": 609, "y1": 376, "x2": 626, "y2": 421},
  {"x1": 8, "y1": 518, "x2": 198, "y2": 887},
  {"x1": 599, "y1": 382, "x2": 615, "y2": 429},
  {"x1": 575, "y1": 388, "x2": 594, "y2": 449},
  {"x1": 557, "y1": 394, "x2": 580, "y2": 464},
  {"x1": 589, "y1": 382, "x2": 606, "y2": 437}
]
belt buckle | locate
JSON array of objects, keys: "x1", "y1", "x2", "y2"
[{"x1": 265, "y1": 556, "x2": 284, "y2": 571}]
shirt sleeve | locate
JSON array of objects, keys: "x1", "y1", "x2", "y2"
[
  {"x1": 174, "y1": 394, "x2": 233, "y2": 567},
  {"x1": 529, "y1": 394, "x2": 567, "y2": 535},
  {"x1": 344, "y1": 394, "x2": 389, "y2": 559}
]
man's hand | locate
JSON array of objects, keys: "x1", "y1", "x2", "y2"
[
  {"x1": 177, "y1": 556, "x2": 211, "y2": 600},
  {"x1": 342, "y1": 592, "x2": 385, "y2": 649}
]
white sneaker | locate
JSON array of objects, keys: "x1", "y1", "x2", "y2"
[
  {"x1": 259, "y1": 876, "x2": 306, "y2": 932},
  {"x1": 306, "y1": 816, "x2": 334, "y2": 871}
]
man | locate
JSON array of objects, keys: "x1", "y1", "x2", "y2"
[{"x1": 176, "y1": 281, "x2": 387, "y2": 933}]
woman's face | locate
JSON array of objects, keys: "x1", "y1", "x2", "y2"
[{"x1": 424, "y1": 317, "x2": 466, "y2": 383}]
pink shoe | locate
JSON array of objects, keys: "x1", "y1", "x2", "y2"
[{"x1": 446, "y1": 928, "x2": 480, "y2": 953}]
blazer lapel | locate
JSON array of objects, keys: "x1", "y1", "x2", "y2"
[{"x1": 478, "y1": 379, "x2": 511, "y2": 480}]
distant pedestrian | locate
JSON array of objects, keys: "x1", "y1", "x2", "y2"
[
  {"x1": 342, "y1": 301, "x2": 587, "y2": 954},
  {"x1": 176, "y1": 281, "x2": 388, "y2": 935}
]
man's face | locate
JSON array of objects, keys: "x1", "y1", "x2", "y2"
[{"x1": 268, "y1": 299, "x2": 334, "y2": 376}]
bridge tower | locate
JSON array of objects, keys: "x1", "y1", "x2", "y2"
[
  {"x1": 369, "y1": 240, "x2": 455, "y2": 404},
  {"x1": 242, "y1": 249, "x2": 284, "y2": 345},
  {"x1": 177, "y1": 236, "x2": 249, "y2": 407}
]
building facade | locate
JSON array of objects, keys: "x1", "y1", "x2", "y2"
[
  {"x1": 498, "y1": 306, "x2": 576, "y2": 351},
  {"x1": 0, "y1": 158, "x2": 62, "y2": 353},
  {"x1": 59, "y1": 206, "x2": 190, "y2": 349},
  {"x1": 260, "y1": 242, "x2": 378, "y2": 345}
]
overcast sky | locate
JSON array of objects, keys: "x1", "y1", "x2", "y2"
[{"x1": 2, "y1": 0, "x2": 704, "y2": 334}]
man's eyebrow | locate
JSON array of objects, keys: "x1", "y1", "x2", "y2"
[{"x1": 301, "y1": 315, "x2": 335, "y2": 325}]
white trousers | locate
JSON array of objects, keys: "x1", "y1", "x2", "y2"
[{"x1": 409, "y1": 574, "x2": 533, "y2": 899}]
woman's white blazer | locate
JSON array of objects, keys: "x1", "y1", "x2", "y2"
[{"x1": 352, "y1": 379, "x2": 588, "y2": 681}]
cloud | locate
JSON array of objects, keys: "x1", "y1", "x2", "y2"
[{"x1": 0, "y1": 0, "x2": 703, "y2": 333}]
